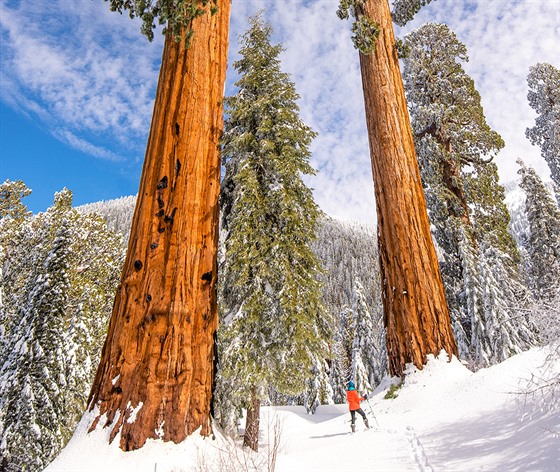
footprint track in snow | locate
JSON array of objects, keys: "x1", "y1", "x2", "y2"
[{"x1": 405, "y1": 425, "x2": 433, "y2": 472}]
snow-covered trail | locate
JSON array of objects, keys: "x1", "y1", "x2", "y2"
[
  {"x1": 273, "y1": 348, "x2": 558, "y2": 472},
  {"x1": 273, "y1": 405, "x2": 429, "y2": 472},
  {"x1": 45, "y1": 348, "x2": 559, "y2": 472}
]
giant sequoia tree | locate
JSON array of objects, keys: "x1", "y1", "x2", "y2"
[
  {"x1": 87, "y1": 1, "x2": 230, "y2": 450},
  {"x1": 338, "y1": 0, "x2": 457, "y2": 376}
]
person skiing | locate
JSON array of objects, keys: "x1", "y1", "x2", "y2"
[{"x1": 346, "y1": 381, "x2": 369, "y2": 432}]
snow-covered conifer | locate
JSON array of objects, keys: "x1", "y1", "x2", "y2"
[
  {"x1": 0, "y1": 187, "x2": 125, "y2": 469},
  {"x1": 216, "y1": 14, "x2": 330, "y2": 449},
  {"x1": 0, "y1": 196, "x2": 71, "y2": 470},
  {"x1": 525, "y1": 63, "x2": 560, "y2": 202},
  {"x1": 391, "y1": 0, "x2": 434, "y2": 26},
  {"x1": 517, "y1": 160, "x2": 560, "y2": 300},
  {"x1": 402, "y1": 23, "x2": 534, "y2": 367},
  {"x1": 349, "y1": 282, "x2": 375, "y2": 393}
]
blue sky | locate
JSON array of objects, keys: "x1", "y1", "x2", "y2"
[{"x1": 1, "y1": 0, "x2": 559, "y2": 224}]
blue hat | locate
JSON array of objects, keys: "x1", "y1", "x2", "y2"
[{"x1": 347, "y1": 381, "x2": 355, "y2": 390}]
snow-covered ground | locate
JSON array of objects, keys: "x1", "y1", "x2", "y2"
[{"x1": 45, "y1": 347, "x2": 559, "y2": 472}]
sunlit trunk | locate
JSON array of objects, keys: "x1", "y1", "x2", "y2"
[
  {"x1": 357, "y1": 0, "x2": 458, "y2": 376},
  {"x1": 87, "y1": 3, "x2": 230, "y2": 451}
]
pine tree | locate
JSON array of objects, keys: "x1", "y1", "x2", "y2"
[
  {"x1": 402, "y1": 23, "x2": 534, "y2": 366},
  {"x1": 0, "y1": 187, "x2": 126, "y2": 469},
  {"x1": 87, "y1": 0, "x2": 230, "y2": 450},
  {"x1": 349, "y1": 281, "x2": 375, "y2": 393},
  {"x1": 0, "y1": 191, "x2": 72, "y2": 471},
  {"x1": 526, "y1": 63, "x2": 560, "y2": 202},
  {"x1": 465, "y1": 161, "x2": 519, "y2": 264},
  {"x1": 0, "y1": 181, "x2": 33, "y2": 344},
  {"x1": 517, "y1": 159, "x2": 560, "y2": 300},
  {"x1": 0, "y1": 180, "x2": 31, "y2": 222},
  {"x1": 64, "y1": 211, "x2": 125, "y2": 432},
  {"x1": 216, "y1": 14, "x2": 330, "y2": 451}
]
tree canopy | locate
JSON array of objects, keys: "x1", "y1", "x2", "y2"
[{"x1": 105, "y1": 0, "x2": 218, "y2": 41}]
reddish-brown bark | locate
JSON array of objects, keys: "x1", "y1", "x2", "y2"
[
  {"x1": 87, "y1": 3, "x2": 230, "y2": 451},
  {"x1": 357, "y1": 0, "x2": 458, "y2": 376}
]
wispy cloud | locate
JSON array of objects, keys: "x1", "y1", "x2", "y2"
[
  {"x1": 0, "y1": 0, "x2": 161, "y2": 158},
  {"x1": 1, "y1": 0, "x2": 558, "y2": 223},
  {"x1": 53, "y1": 129, "x2": 123, "y2": 162}
]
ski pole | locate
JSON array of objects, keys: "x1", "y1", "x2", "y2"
[{"x1": 366, "y1": 397, "x2": 379, "y2": 427}]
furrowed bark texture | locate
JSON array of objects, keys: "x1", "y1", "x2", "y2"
[
  {"x1": 87, "y1": 4, "x2": 230, "y2": 451},
  {"x1": 243, "y1": 387, "x2": 261, "y2": 452},
  {"x1": 358, "y1": 0, "x2": 458, "y2": 376}
]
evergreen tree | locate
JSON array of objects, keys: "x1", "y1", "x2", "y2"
[
  {"x1": 0, "y1": 187, "x2": 125, "y2": 469},
  {"x1": 402, "y1": 23, "x2": 534, "y2": 366},
  {"x1": 311, "y1": 219, "x2": 385, "y2": 396},
  {"x1": 517, "y1": 159, "x2": 560, "y2": 300},
  {"x1": 349, "y1": 281, "x2": 375, "y2": 393},
  {"x1": 0, "y1": 192, "x2": 71, "y2": 471},
  {"x1": 465, "y1": 161, "x2": 519, "y2": 263},
  {"x1": 0, "y1": 180, "x2": 31, "y2": 222},
  {"x1": 526, "y1": 63, "x2": 560, "y2": 202},
  {"x1": 216, "y1": 14, "x2": 330, "y2": 450},
  {"x1": 0, "y1": 181, "x2": 33, "y2": 344},
  {"x1": 64, "y1": 211, "x2": 125, "y2": 430}
]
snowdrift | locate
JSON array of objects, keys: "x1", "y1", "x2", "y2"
[{"x1": 45, "y1": 347, "x2": 559, "y2": 472}]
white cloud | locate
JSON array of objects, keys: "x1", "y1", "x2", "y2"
[
  {"x1": 0, "y1": 0, "x2": 161, "y2": 156},
  {"x1": 54, "y1": 129, "x2": 123, "y2": 162},
  {"x1": 1, "y1": 0, "x2": 558, "y2": 222}
]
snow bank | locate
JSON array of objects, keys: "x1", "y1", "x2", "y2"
[{"x1": 45, "y1": 347, "x2": 559, "y2": 472}]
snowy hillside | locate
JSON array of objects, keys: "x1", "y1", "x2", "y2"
[{"x1": 45, "y1": 347, "x2": 558, "y2": 472}]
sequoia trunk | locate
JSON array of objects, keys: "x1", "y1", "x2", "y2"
[
  {"x1": 357, "y1": 0, "x2": 458, "y2": 376},
  {"x1": 87, "y1": 4, "x2": 230, "y2": 451}
]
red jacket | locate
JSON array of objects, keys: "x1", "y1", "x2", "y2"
[{"x1": 346, "y1": 389, "x2": 364, "y2": 411}]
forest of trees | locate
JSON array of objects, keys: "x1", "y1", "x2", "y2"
[
  {"x1": 0, "y1": 1, "x2": 558, "y2": 469},
  {"x1": 2, "y1": 157, "x2": 558, "y2": 469}
]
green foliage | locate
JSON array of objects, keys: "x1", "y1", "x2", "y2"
[
  {"x1": 216, "y1": 14, "x2": 330, "y2": 433},
  {"x1": 104, "y1": 0, "x2": 218, "y2": 42},
  {"x1": 518, "y1": 159, "x2": 560, "y2": 300},
  {"x1": 392, "y1": 0, "x2": 435, "y2": 26},
  {"x1": 337, "y1": 0, "x2": 380, "y2": 55},
  {"x1": 384, "y1": 381, "x2": 402, "y2": 400},
  {"x1": 351, "y1": 15, "x2": 380, "y2": 55},
  {"x1": 0, "y1": 180, "x2": 31, "y2": 222},
  {"x1": 465, "y1": 162, "x2": 519, "y2": 264},
  {"x1": 0, "y1": 186, "x2": 125, "y2": 470}
]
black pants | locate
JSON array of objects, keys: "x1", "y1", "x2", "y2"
[{"x1": 350, "y1": 408, "x2": 367, "y2": 424}]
